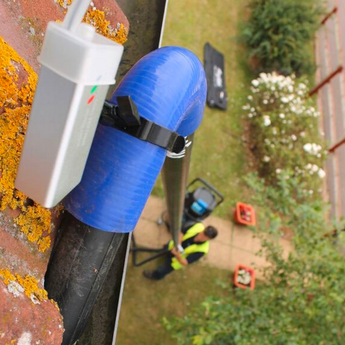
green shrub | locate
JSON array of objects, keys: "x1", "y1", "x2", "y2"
[
  {"x1": 166, "y1": 172, "x2": 345, "y2": 345},
  {"x1": 241, "y1": 0, "x2": 324, "y2": 76},
  {"x1": 243, "y1": 72, "x2": 326, "y2": 191}
]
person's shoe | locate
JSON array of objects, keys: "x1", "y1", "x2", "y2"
[{"x1": 143, "y1": 270, "x2": 156, "y2": 280}]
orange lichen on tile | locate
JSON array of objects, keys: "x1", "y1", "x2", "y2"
[
  {"x1": 15, "y1": 273, "x2": 48, "y2": 301},
  {"x1": 56, "y1": 0, "x2": 128, "y2": 44},
  {"x1": 4, "y1": 340, "x2": 16, "y2": 345},
  {"x1": 15, "y1": 206, "x2": 52, "y2": 252},
  {"x1": 0, "y1": 37, "x2": 52, "y2": 252},
  {"x1": 84, "y1": 10, "x2": 128, "y2": 44},
  {"x1": 0, "y1": 268, "x2": 16, "y2": 284},
  {"x1": 0, "y1": 268, "x2": 50, "y2": 303}
]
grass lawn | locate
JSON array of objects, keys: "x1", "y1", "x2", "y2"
[
  {"x1": 152, "y1": 0, "x2": 252, "y2": 219},
  {"x1": 116, "y1": 258, "x2": 230, "y2": 345},
  {"x1": 117, "y1": 1, "x2": 250, "y2": 344}
]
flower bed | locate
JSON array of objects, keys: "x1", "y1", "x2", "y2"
[{"x1": 243, "y1": 72, "x2": 326, "y2": 192}]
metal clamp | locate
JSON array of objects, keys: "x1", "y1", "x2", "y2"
[{"x1": 100, "y1": 96, "x2": 185, "y2": 154}]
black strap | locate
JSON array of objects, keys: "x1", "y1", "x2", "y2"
[{"x1": 100, "y1": 96, "x2": 185, "y2": 154}]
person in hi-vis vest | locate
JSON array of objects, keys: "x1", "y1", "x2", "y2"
[{"x1": 143, "y1": 222, "x2": 218, "y2": 280}]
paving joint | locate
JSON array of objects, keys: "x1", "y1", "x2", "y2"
[{"x1": 134, "y1": 195, "x2": 292, "y2": 277}]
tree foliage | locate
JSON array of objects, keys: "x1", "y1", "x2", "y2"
[
  {"x1": 165, "y1": 172, "x2": 345, "y2": 345},
  {"x1": 241, "y1": 0, "x2": 325, "y2": 76}
]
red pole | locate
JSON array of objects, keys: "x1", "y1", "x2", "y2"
[
  {"x1": 321, "y1": 7, "x2": 338, "y2": 25},
  {"x1": 329, "y1": 137, "x2": 345, "y2": 153},
  {"x1": 309, "y1": 66, "x2": 343, "y2": 96}
]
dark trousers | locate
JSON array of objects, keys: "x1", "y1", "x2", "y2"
[{"x1": 151, "y1": 255, "x2": 174, "y2": 280}]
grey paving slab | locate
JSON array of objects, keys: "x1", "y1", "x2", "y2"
[
  {"x1": 140, "y1": 194, "x2": 167, "y2": 222},
  {"x1": 225, "y1": 246, "x2": 268, "y2": 279},
  {"x1": 206, "y1": 240, "x2": 233, "y2": 271},
  {"x1": 133, "y1": 218, "x2": 170, "y2": 248},
  {"x1": 203, "y1": 216, "x2": 234, "y2": 247},
  {"x1": 231, "y1": 225, "x2": 262, "y2": 254},
  {"x1": 134, "y1": 196, "x2": 292, "y2": 276}
]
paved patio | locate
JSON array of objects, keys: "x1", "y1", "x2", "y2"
[{"x1": 133, "y1": 196, "x2": 292, "y2": 278}]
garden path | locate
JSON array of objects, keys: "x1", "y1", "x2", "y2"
[{"x1": 133, "y1": 196, "x2": 292, "y2": 278}]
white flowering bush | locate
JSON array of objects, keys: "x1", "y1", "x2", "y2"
[{"x1": 243, "y1": 72, "x2": 326, "y2": 187}]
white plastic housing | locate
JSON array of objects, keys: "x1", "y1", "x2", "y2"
[
  {"x1": 39, "y1": 22, "x2": 122, "y2": 84},
  {"x1": 15, "y1": 22, "x2": 123, "y2": 208}
]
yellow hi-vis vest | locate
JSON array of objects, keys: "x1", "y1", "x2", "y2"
[{"x1": 168, "y1": 223, "x2": 210, "y2": 270}]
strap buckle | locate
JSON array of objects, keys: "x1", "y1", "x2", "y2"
[{"x1": 100, "y1": 96, "x2": 185, "y2": 154}]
